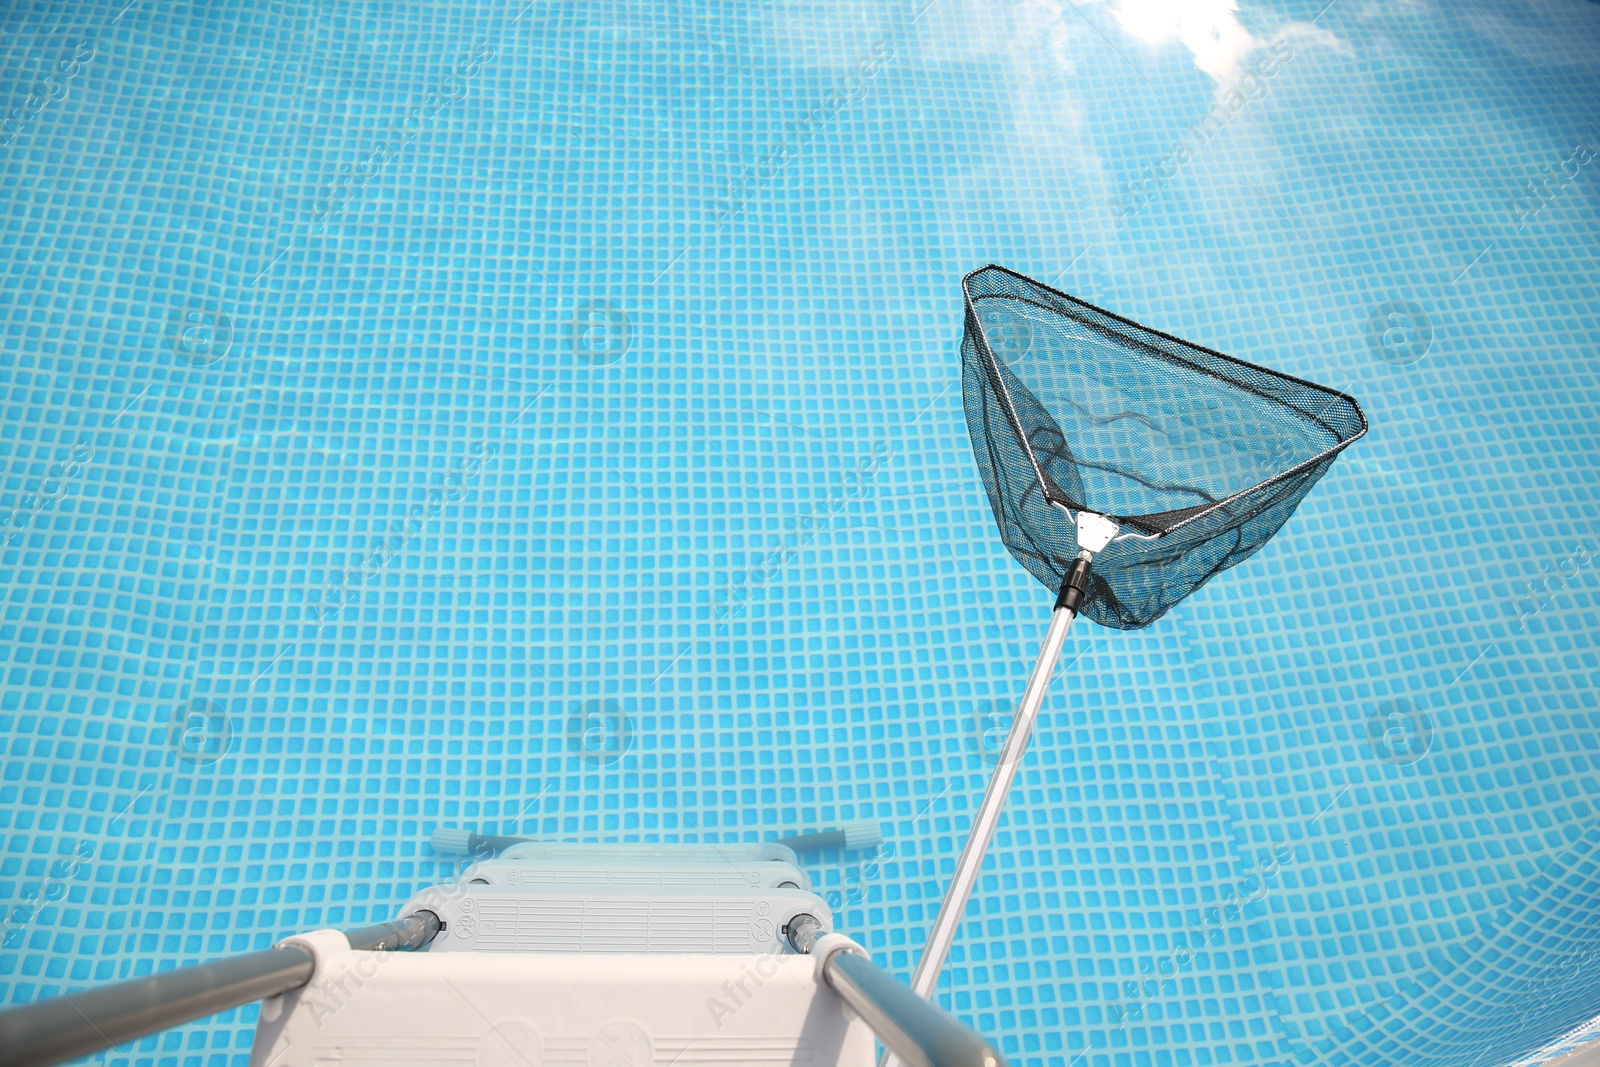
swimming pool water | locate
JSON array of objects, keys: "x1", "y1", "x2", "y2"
[{"x1": 2, "y1": 0, "x2": 1599, "y2": 1065}]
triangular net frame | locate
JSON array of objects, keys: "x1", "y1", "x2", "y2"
[{"x1": 962, "y1": 266, "x2": 1367, "y2": 629}]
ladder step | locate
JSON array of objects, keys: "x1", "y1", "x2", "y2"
[
  {"x1": 462, "y1": 859, "x2": 811, "y2": 892},
  {"x1": 249, "y1": 949, "x2": 874, "y2": 1067},
  {"x1": 497, "y1": 840, "x2": 801, "y2": 865},
  {"x1": 398, "y1": 885, "x2": 832, "y2": 955}
]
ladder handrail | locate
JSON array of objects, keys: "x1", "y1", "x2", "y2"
[
  {"x1": 788, "y1": 915, "x2": 1008, "y2": 1067},
  {"x1": 0, "y1": 912, "x2": 441, "y2": 1067}
]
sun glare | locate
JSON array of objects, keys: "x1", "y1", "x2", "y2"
[{"x1": 1104, "y1": 0, "x2": 1260, "y2": 79}]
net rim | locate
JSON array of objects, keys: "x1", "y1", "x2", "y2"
[{"x1": 963, "y1": 264, "x2": 1369, "y2": 542}]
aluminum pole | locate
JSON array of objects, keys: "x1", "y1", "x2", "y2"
[
  {"x1": 878, "y1": 600, "x2": 1080, "y2": 1067},
  {"x1": 910, "y1": 603, "x2": 1078, "y2": 1000}
]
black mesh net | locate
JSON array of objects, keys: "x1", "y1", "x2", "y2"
[{"x1": 962, "y1": 266, "x2": 1367, "y2": 630}]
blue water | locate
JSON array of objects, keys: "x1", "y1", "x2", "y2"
[{"x1": 2, "y1": 0, "x2": 1600, "y2": 1064}]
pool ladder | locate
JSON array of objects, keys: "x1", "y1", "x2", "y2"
[{"x1": 0, "y1": 837, "x2": 1006, "y2": 1067}]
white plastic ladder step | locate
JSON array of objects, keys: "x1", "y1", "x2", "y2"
[
  {"x1": 462, "y1": 859, "x2": 812, "y2": 892},
  {"x1": 249, "y1": 931, "x2": 873, "y2": 1067},
  {"x1": 397, "y1": 884, "x2": 832, "y2": 955},
  {"x1": 497, "y1": 840, "x2": 800, "y2": 865}
]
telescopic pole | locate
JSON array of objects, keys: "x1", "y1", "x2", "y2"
[
  {"x1": 884, "y1": 512, "x2": 1116, "y2": 1067},
  {"x1": 907, "y1": 579, "x2": 1080, "y2": 1001}
]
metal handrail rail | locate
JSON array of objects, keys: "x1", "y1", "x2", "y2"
[
  {"x1": 788, "y1": 914, "x2": 1007, "y2": 1067},
  {"x1": 0, "y1": 912, "x2": 441, "y2": 1067}
]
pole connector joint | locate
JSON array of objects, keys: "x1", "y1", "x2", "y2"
[
  {"x1": 1054, "y1": 556, "x2": 1093, "y2": 615},
  {"x1": 1055, "y1": 511, "x2": 1118, "y2": 615}
]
